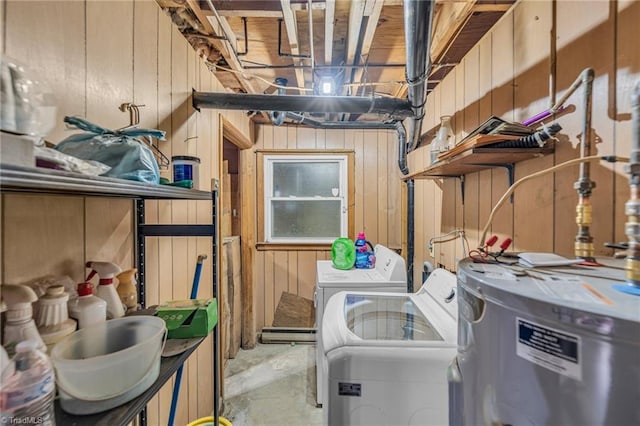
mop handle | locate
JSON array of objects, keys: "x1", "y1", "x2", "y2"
[{"x1": 168, "y1": 254, "x2": 208, "y2": 426}]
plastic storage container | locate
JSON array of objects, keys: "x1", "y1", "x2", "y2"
[
  {"x1": 172, "y1": 156, "x2": 200, "y2": 189},
  {"x1": 67, "y1": 283, "x2": 107, "y2": 329},
  {"x1": 354, "y1": 232, "x2": 375, "y2": 269},
  {"x1": 50, "y1": 316, "x2": 166, "y2": 414},
  {"x1": 0, "y1": 340, "x2": 56, "y2": 426}
]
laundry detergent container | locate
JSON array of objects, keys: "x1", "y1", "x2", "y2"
[{"x1": 51, "y1": 316, "x2": 166, "y2": 414}]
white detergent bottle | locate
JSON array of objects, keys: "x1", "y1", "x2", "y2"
[
  {"x1": 86, "y1": 261, "x2": 124, "y2": 319},
  {"x1": 67, "y1": 282, "x2": 107, "y2": 329}
]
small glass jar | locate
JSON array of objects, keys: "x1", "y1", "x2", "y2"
[{"x1": 430, "y1": 115, "x2": 454, "y2": 165}]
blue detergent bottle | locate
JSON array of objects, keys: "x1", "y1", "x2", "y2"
[{"x1": 354, "y1": 232, "x2": 375, "y2": 269}]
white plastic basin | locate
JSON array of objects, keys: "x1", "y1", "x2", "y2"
[{"x1": 51, "y1": 316, "x2": 166, "y2": 403}]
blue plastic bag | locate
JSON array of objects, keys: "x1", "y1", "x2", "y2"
[{"x1": 55, "y1": 116, "x2": 164, "y2": 184}]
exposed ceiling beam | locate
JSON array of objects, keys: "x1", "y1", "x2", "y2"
[
  {"x1": 393, "y1": 83, "x2": 408, "y2": 100},
  {"x1": 351, "y1": 0, "x2": 384, "y2": 95},
  {"x1": 281, "y1": 0, "x2": 307, "y2": 94},
  {"x1": 325, "y1": 0, "x2": 336, "y2": 64},
  {"x1": 216, "y1": 10, "x2": 283, "y2": 18},
  {"x1": 472, "y1": 3, "x2": 512, "y2": 13},
  {"x1": 291, "y1": 2, "x2": 326, "y2": 11},
  {"x1": 430, "y1": 0, "x2": 477, "y2": 63},
  {"x1": 345, "y1": 0, "x2": 366, "y2": 79},
  {"x1": 186, "y1": 0, "x2": 260, "y2": 94}
]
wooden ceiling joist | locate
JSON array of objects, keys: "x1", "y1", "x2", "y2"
[
  {"x1": 351, "y1": 0, "x2": 384, "y2": 94},
  {"x1": 345, "y1": 0, "x2": 367, "y2": 77},
  {"x1": 325, "y1": 0, "x2": 336, "y2": 64},
  {"x1": 186, "y1": 0, "x2": 260, "y2": 94},
  {"x1": 280, "y1": 0, "x2": 307, "y2": 93},
  {"x1": 430, "y1": 0, "x2": 477, "y2": 63}
]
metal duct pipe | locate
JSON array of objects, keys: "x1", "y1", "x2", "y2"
[
  {"x1": 192, "y1": 91, "x2": 413, "y2": 119},
  {"x1": 270, "y1": 77, "x2": 289, "y2": 126},
  {"x1": 284, "y1": 113, "x2": 408, "y2": 174},
  {"x1": 285, "y1": 112, "x2": 395, "y2": 129},
  {"x1": 624, "y1": 81, "x2": 640, "y2": 293},
  {"x1": 397, "y1": 121, "x2": 409, "y2": 175},
  {"x1": 404, "y1": 0, "x2": 436, "y2": 151}
]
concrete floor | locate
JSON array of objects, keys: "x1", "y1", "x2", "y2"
[{"x1": 223, "y1": 343, "x2": 322, "y2": 426}]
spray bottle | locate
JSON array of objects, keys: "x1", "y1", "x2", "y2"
[
  {"x1": 86, "y1": 261, "x2": 124, "y2": 319},
  {"x1": 1, "y1": 284, "x2": 46, "y2": 355},
  {"x1": 116, "y1": 268, "x2": 138, "y2": 313}
]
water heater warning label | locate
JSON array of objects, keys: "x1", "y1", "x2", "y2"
[
  {"x1": 516, "y1": 317, "x2": 581, "y2": 381},
  {"x1": 338, "y1": 382, "x2": 362, "y2": 397}
]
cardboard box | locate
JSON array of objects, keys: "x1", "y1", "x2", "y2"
[{"x1": 157, "y1": 298, "x2": 218, "y2": 339}]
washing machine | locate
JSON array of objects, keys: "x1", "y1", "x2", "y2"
[
  {"x1": 315, "y1": 244, "x2": 406, "y2": 405},
  {"x1": 451, "y1": 258, "x2": 640, "y2": 425},
  {"x1": 322, "y1": 268, "x2": 458, "y2": 425}
]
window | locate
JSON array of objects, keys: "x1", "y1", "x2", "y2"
[{"x1": 258, "y1": 151, "x2": 354, "y2": 246}]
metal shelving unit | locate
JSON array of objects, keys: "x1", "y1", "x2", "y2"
[{"x1": 0, "y1": 164, "x2": 220, "y2": 426}]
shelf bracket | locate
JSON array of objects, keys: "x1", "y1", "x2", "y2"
[
  {"x1": 469, "y1": 163, "x2": 515, "y2": 203},
  {"x1": 458, "y1": 176, "x2": 465, "y2": 205}
]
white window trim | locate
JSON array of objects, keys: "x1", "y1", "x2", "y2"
[{"x1": 264, "y1": 154, "x2": 348, "y2": 243}]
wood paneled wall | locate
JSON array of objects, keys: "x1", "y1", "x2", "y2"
[
  {"x1": 247, "y1": 125, "x2": 403, "y2": 333},
  {"x1": 408, "y1": 0, "x2": 640, "y2": 287},
  {"x1": 1, "y1": 1, "x2": 251, "y2": 424}
]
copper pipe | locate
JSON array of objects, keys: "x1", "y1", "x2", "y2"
[{"x1": 572, "y1": 68, "x2": 596, "y2": 260}]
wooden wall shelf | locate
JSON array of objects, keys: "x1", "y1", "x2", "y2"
[{"x1": 405, "y1": 143, "x2": 555, "y2": 180}]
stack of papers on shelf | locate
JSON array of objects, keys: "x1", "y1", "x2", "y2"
[
  {"x1": 518, "y1": 252, "x2": 582, "y2": 267},
  {"x1": 437, "y1": 116, "x2": 535, "y2": 161},
  {"x1": 468, "y1": 116, "x2": 534, "y2": 138},
  {"x1": 438, "y1": 133, "x2": 521, "y2": 161}
]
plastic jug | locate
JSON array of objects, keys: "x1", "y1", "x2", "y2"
[
  {"x1": 116, "y1": 268, "x2": 138, "y2": 313},
  {"x1": 67, "y1": 283, "x2": 107, "y2": 329},
  {"x1": 354, "y1": 232, "x2": 375, "y2": 269},
  {"x1": 0, "y1": 340, "x2": 56, "y2": 425}
]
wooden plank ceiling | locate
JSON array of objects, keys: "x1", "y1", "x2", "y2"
[{"x1": 157, "y1": 0, "x2": 515, "y2": 122}]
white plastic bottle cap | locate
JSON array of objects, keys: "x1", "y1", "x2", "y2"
[{"x1": 15, "y1": 339, "x2": 38, "y2": 353}]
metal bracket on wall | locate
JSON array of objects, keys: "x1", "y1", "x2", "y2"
[
  {"x1": 458, "y1": 175, "x2": 465, "y2": 205},
  {"x1": 469, "y1": 163, "x2": 515, "y2": 203}
]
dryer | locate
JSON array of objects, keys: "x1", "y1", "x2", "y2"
[
  {"x1": 322, "y1": 269, "x2": 458, "y2": 426},
  {"x1": 315, "y1": 244, "x2": 406, "y2": 405}
]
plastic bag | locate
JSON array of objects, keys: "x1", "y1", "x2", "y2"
[{"x1": 55, "y1": 116, "x2": 164, "y2": 184}]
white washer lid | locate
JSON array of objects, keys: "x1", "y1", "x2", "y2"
[{"x1": 322, "y1": 290, "x2": 457, "y2": 354}]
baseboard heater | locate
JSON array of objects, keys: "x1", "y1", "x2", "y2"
[{"x1": 260, "y1": 327, "x2": 316, "y2": 344}]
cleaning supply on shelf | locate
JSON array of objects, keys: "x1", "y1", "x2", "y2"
[
  {"x1": 172, "y1": 155, "x2": 200, "y2": 189},
  {"x1": 35, "y1": 285, "x2": 76, "y2": 350},
  {"x1": 67, "y1": 283, "x2": 107, "y2": 329},
  {"x1": 0, "y1": 301, "x2": 13, "y2": 379},
  {"x1": 331, "y1": 237, "x2": 356, "y2": 270},
  {"x1": 157, "y1": 299, "x2": 217, "y2": 339},
  {"x1": 86, "y1": 261, "x2": 125, "y2": 319},
  {"x1": 430, "y1": 115, "x2": 454, "y2": 165},
  {"x1": 0, "y1": 340, "x2": 56, "y2": 426},
  {"x1": 354, "y1": 232, "x2": 376, "y2": 269},
  {"x1": 1, "y1": 284, "x2": 46, "y2": 356},
  {"x1": 116, "y1": 268, "x2": 138, "y2": 313}
]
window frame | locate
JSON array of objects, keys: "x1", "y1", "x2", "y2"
[{"x1": 256, "y1": 150, "x2": 355, "y2": 250}]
